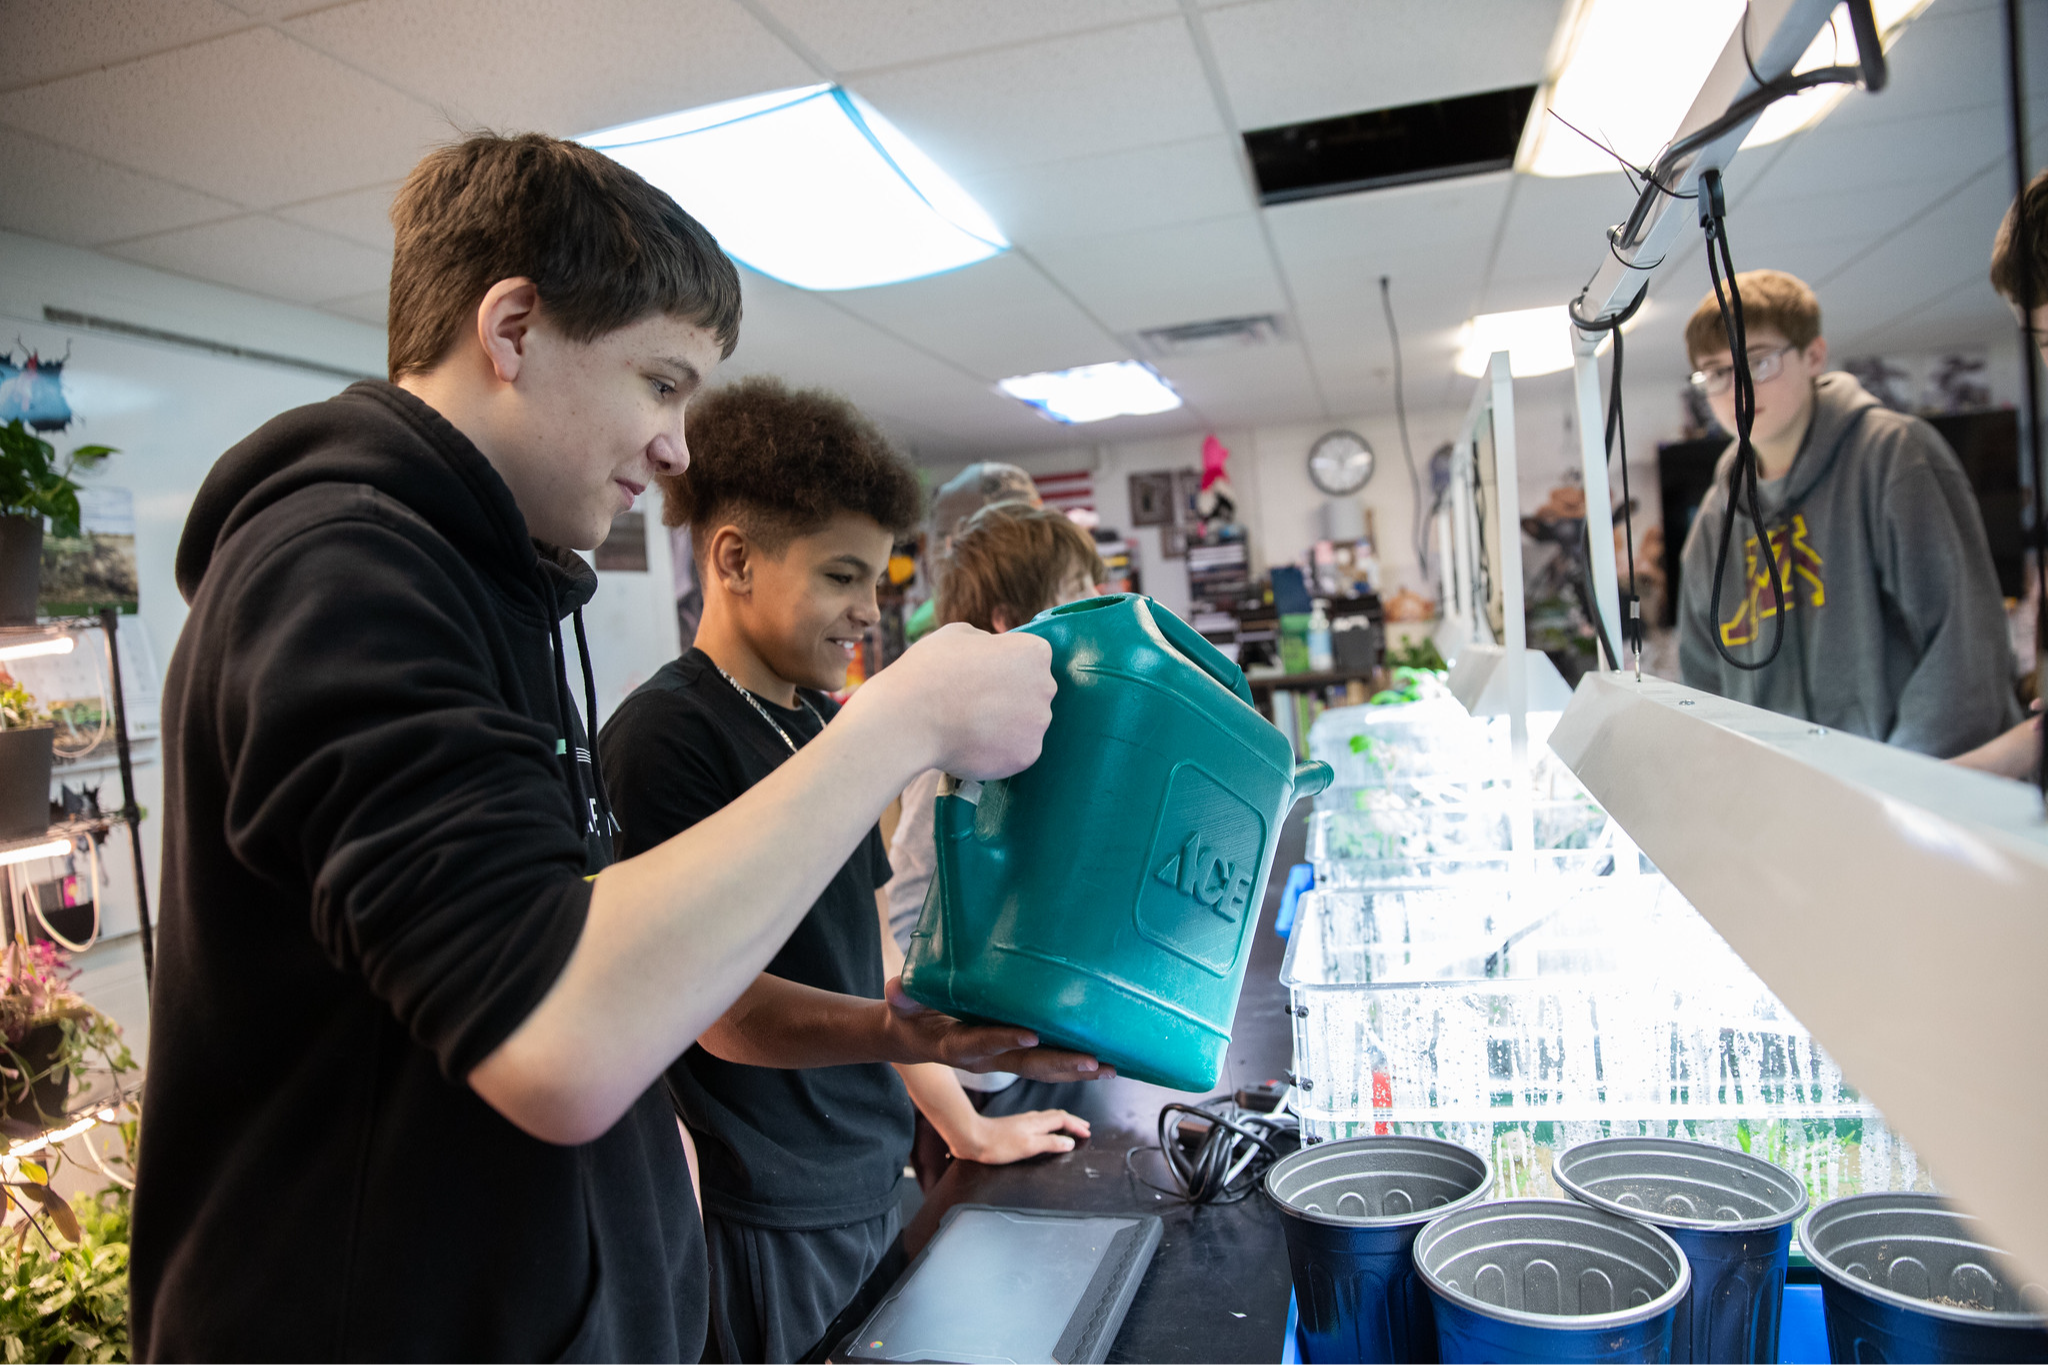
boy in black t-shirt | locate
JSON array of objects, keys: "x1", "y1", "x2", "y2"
[{"x1": 601, "y1": 376, "x2": 1098, "y2": 1363}]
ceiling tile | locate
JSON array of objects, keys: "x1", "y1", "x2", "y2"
[
  {"x1": 0, "y1": 27, "x2": 449, "y2": 206},
  {"x1": 1202, "y1": 0, "x2": 1564, "y2": 131},
  {"x1": 828, "y1": 252, "x2": 1119, "y2": 379},
  {"x1": 0, "y1": 0, "x2": 250, "y2": 92},
  {"x1": 0, "y1": 128, "x2": 240, "y2": 246},
  {"x1": 1486, "y1": 173, "x2": 1651, "y2": 289},
  {"x1": 1153, "y1": 341, "x2": 1322, "y2": 427},
  {"x1": 273, "y1": 181, "x2": 400, "y2": 252},
  {"x1": 283, "y1": 0, "x2": 816, "y2": 138},
  {"x1": 319, "y1": 289, "x2": 389, "y2": 327},
  {"x1": 960, "y1": 135, "x2": 1253, "y2": 246},
  {"x1": 108, "y1": 213, "x2": 391, "y2": 305},
  {"x1": 757, "y1": 0, "x2": 1176, "y2": 74},
  {"x1": 715, "y1": 270, "x2": 1056, "y2": 451},
  {"x1": 1034, "y1": 214, "x2": 1285, "y2": 334},
  {"x1": 852, "y1": 17, "x2": 1222, "y2": 179}
]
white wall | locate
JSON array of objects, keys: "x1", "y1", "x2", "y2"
[
  {"x1": 0, "y1": 229, "x2": 387, "y2": 947},
  {"x1": 919, "y1": 365, "x2": 1695, "y2": 614}
]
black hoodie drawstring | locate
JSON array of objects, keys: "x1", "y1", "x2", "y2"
[{"x1": 571, "y1": 608, "x2": 616, "y2": 837}]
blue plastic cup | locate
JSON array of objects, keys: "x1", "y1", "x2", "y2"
[
  {"x1": 1413, "y1": 1198, "x2": 1691, "y2": 1363},
  {"x1": 1803, "y1": 1191, "x2": 2048, "y2": 1363},
  {"x1": 1266, "y1": 1136, "x2": 1492, "y2": 1363},
  {"x1": 1554, "y1": 1136, "x2": 1807, "y2": 1362}
]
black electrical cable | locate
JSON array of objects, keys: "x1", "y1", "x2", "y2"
[
  {"x1": 1379, "y1": 276, "x2": 1428, "y2": 576},
  {"x1": 1123, "y1": 1097, "x2": 1296, "y2": 1206},
  {"x1": 2003, "y1": 0, "x2": 2048, "y2": 802},
  {"x1": 1700, "y1": 169, "x2": 1790, "y2": 672},
  {"x1": 1569, "y1": 286, "x2": 1647, "y2": 675}
]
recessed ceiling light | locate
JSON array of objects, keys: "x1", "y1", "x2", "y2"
[
  {"x1": 1523, "y1": 0, "x2": 1930, "y2": 178},
  {"x1": 998, "y1": 361, "x2": 1183, "y2": 424},
  {"x1": 582, "y1": 85, "x2": 1008, "y2": 291},
  {"x1": 1456, "y1": 306, "x2": 1577, "y2": 378}
]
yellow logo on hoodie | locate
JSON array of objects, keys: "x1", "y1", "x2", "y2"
[{"x1": 1721, "y1": 513, "x2": 1825, "y2": 648}]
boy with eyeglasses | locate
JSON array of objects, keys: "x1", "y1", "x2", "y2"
[{"x1": 1675, "y1": 268, "x2": 2018, "y2": 756}]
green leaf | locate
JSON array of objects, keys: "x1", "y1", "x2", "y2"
[{"x1": 14, "y1": 1161, "x2": 44, "y2": 1186}]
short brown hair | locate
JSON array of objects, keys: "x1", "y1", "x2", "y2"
[
  {"x1": 1684, "y1": 269, "x2": 1822, "y2": 363},
  {"x1": 387, "y1": 133, "x2": 743, "y2": 379},
  {"x1": 1992, "y1": 168, "x2": 2048, "y2": 308},
  {"x1": 938, "y1": 503, "x2": 1107, "y2": 633},
  {"x1": 660, "y1": 375, "x2": 922, "y2": 557}
]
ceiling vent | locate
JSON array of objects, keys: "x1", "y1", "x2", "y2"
[
  {"x1": 1244, "y1": 85, "x2": 1538, "y2": 206},
  {"x1": 1134, "y1": 313, "x2": 1286, "y2": 358}
]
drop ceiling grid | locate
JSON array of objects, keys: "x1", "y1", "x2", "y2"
[
  {"x1": 1199, "y1": 0, "x2": 1565, "y2": 131},
  {"x1": 0, "y1": 25, "x2": 448, "y2": 207},
  {"x1": 279, "y1": 0, "x2": 817, "y2": 143},
  {"x1": 106, "y1": 212, "x2": 392, "y2": 306},
  {"x1": 0, "y1": 126, "x2": 242, "y2": 246},
  {"x1": 751, "y1": 0, "x2": 1180, "y2": 75},
  {"x1": 843, "y1": 17, "x2": 1224, "y2": 179},
  {"x1": 825, "y1": 252, "x2": 1126, "y2": 381}
]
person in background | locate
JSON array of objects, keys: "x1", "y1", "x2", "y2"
[
  {"x1": 132, "y1": 133, "x2": 1064, "y2": 1362},
  {"x1": 600, "y1": 378, "x2": 1095, "y2": 1363},
  {"x1": 1676, "y1": 268, "x2": 2019, "y2": 757},
  {"x1": 903, "y1": 461, "x2": 1042, "y2": 642},
  {"x1": 1952, "y1": 169, "x2": 2048, "y2": 781},
  {"x1": 883, "y1": 501, "x2": 1107, "y2": 1187}
]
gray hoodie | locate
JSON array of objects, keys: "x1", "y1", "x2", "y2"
[{"x1": 1677, "y1": 371, "x2": 2020, "y2": 757}]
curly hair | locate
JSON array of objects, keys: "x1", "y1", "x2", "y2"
[
  {"x1": 660, "y1": 375, "x2": 923, "y2": 556},
  {"x1": 1992, "y1": 167, "x2": 2048, "y2": 309}
]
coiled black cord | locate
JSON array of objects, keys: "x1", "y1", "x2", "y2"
[
  {"x1": 1700, "y1": 169, "x2": 1790, "y2": 671},
  {"x1": 1124, "y1": 1097, "x2": 1296, "y2": 1206}
]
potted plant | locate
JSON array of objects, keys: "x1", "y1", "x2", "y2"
[
  {"x1": 0, "y1": 681, "x2": 53, "y2": 841},
  {"x1": 0, "y1": 421, "x2": 113, "y2": 626},
  {"x1": 0, "y1": 962, "x2": 137, "y2": 1361},
  {"x1": 0, "y1": 941, "x2": 101, "y2": 1128}
]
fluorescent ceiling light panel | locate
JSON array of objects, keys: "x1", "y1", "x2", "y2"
[
  {"x1": 998, "y1": 362, "x2": 1183, "y2": 424},
  {"x1": 1525, "y1": 0, "x2": 1930, "y2": 178},
  {"x1": 1456, "y1": 306, "x2": 1578, "y2": 378},
  {"x1": 583, "y1": 86, "x2": 1008, "y2": 291}
]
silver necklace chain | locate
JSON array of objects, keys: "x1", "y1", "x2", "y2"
[{"x1": 713, "y1": 661, "x2": 821, "y2": 755}]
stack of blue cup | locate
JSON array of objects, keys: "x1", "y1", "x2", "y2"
[
  {"x1": 1553, "y1": 1136, "x2": 1807, "y2": 1362},
  {"x1": 1266, "y1": 1136, "x2": 1492, "y2": 1362}
]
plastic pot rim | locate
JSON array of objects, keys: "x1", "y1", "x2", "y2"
[
  {"x1": 1553, "y1": 1135, "x2": 1810, "y2": 1234},
  {"x1": 1264, "y1": 1134, "x2": 1493, "y2": 1229},
  {"x1": 1802, "y1": 1192, "x2": 2048, "y2": 1330},
  {"x1": 1414, "y1": 1197, "x2": 1693, "y2": 1332}
]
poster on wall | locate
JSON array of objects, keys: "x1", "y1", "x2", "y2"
[{"x1": 41, "y1": 486, "x2": 138, "y2": 617}]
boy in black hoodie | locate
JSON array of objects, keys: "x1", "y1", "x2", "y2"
[{"x1": 132, "y1": 133, "x2": 1082, "y2": 1361}]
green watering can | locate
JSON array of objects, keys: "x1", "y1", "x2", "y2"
[{"x1": 901, "y1": 593, "x2": 1333, "y2": 1091}]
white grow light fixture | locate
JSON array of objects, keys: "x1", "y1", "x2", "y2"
[
  {"x1": 582, "y1": 86, "x2": 1008, "y2": 291},
  {"x1": 1524, "y1": 0, "x2": 1932, "y2": 178},
  {"x1": 998, "y1": 361, "x2": 1183, "y2": 425}
]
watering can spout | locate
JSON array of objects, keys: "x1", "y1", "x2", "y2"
[{"x1": 1290, "y1": 760, "x2": 1333, "y2": 803}]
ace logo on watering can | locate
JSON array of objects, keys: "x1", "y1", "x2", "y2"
[{"x1": 1137, "y1": 764, "x2": 1266, "y2": 975}]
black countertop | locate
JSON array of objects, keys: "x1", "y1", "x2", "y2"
[{"x1": 827, "y1": 808, "x2": 1308, "y2": 1364}]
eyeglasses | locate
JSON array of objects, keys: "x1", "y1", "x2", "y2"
[{"x1": 1690, "y1": 344, "x2": 1796, "y2": 396}]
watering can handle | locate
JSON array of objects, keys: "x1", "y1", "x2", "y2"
[
  {"x1": 1290, "y1": 760, "x2": 1333, "y2": 803},
  {"x1": 1146, "y1": 599, "x2": 1256, "y2": 706}
]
